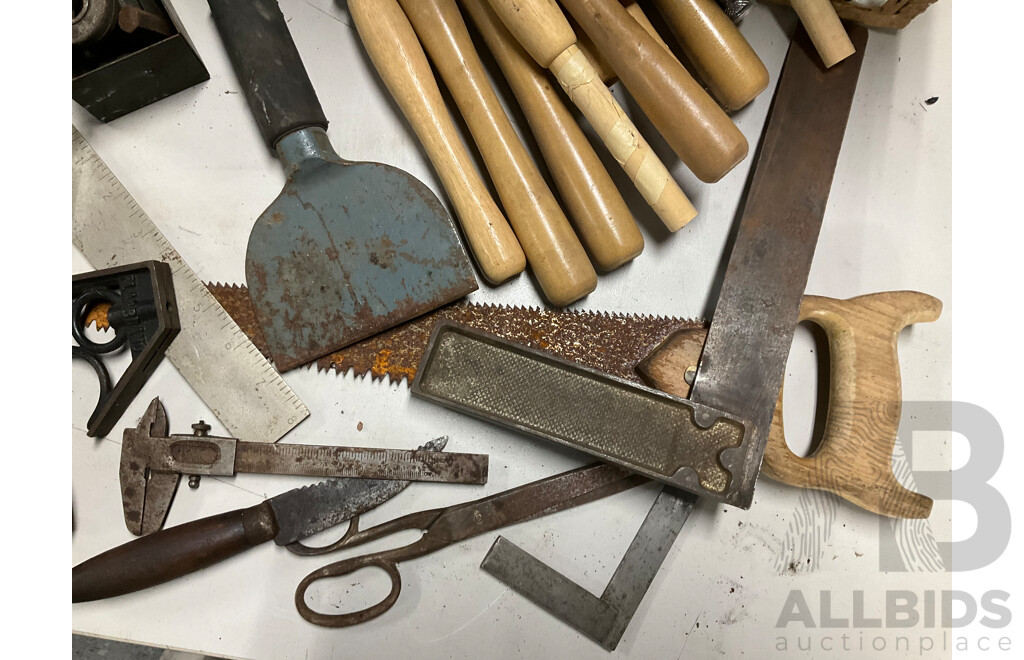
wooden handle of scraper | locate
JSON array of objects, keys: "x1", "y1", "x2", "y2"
[
  {"x1": 399, "y1": 0, "x2": 596, "y2": 306},
  {"x1": 559, "y1": 0, "x2": 747, "y2": 183},
  {"x1": 461, "y1": 0, "x2": 643, "y2": 271},
  {"x1": 485, "y1": 0, "x2": 697, "y2": 231},
  {"x1": 649, "y1": 0, "x2": 769, "y2": 112},
  {"x1": 349, "y1": 0, "x2": 525, "y2": 285},
  {"x1": 790, "y1": 0, "x2": 855, "y2": 68}
]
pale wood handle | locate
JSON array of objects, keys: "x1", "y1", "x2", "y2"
[
  {"x1": 650, "y1": 0, "x2": 769, "y2": 111},
  {"x1": 349, "y1": 0, "x2": 525, "y2": 285},
  {"x1": 550, "y1": 45, "x2": 696, "y2": 231},
  {"x1": 485, "y1": 0, "x2": 578, "y2": 66},
  {"x1": 399, "y1": 0, "x2": 595, "y2": 306},
  {"x1": 560, "y1": 0, "x2": 747, "y2": 183},
  {"x1": 635, "y1": 292, "x2": 941, "y2": 520},
  {"x1": 574, "y1": 2, "x2": 675, "y2": 85},
  {"x1": 462, "y1": 0, "x2": 644, "y2": 271},
  {"x1": 791, "y1": 0, "x2": 856, "y2": 68}
]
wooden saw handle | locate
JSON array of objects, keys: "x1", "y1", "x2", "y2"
[
  {"x1": 649, "y1": 0, "x2": 769, "y2": 111},
  {"x1": 559, "y1": 0, "x2": 748, "y2": 183},
  {"x1": 636, "y1": 291, "x2": 941, "y2": 519},
  {"x1": 461, "y1": 0, "x2": 644, "y2": 271},
  {"x1": 349, "y1": 0, "x2": 525, "y2": 285},
  {"x1": 485, "y1": 0, "x2": 697, "y2": 232},
  {"x1": 790, "y1": 0, "x2": 856, "y2": 68},
  {"x1": 399, "y1": 0, "x2": 596, "y2": 306}
]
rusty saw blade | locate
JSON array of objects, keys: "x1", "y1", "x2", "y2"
[{"x1": 90, "y1": 283, "x2": 705, "y2": 385}]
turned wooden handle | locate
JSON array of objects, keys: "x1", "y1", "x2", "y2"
[
  {"x1": 349, "y1": 0, "x2": 525, "y2": 285},
  {"x1": 462, "y1": 0, "x2": 643, "y2": 271},
  {"x1": 560, "y1": 0, "x2": 747, "y2": 183},
  {"x1": 650, "y1": 0, "x2": 769, "y2": 111},
  {"x1": 399, "y1": 0, "x2": 595, "y2": 306},
  {"x1": 791, "y1": 0, "x2": 855, "y2": 68},
  {"x1": 573, "y1": 2, "x2": 673, "y2": 85},
  {"x1": 486, "y1": 0, "x2": 697, "y2": 231},
  {"x1": 635, "y1": 292, "x2": 941, "y2": 520},
  {"x1": 73, "y1": 502, "x2": 277, "y2": 602}
]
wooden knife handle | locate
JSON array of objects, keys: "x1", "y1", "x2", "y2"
[
  {"x1": 348, "y1": 0, "x2": 525, "y2": 286},
  {"x1": 72, "y1": 502, "x2": 277, "y2": 602},
  {"x1": 461, "y1": 0, "x2": 643, "y2": 271},
  {"x1": 399, "y1": 0, "x2": 596, "y2": 306},
  {"x1": 560, "y1": 0, "x2": 747, "y2": 183},
  {"x1": 649, "y1": 0, "x2": 769, "y2": 111},
  {"x1": 790, "y1": 0, "x2": 855, "y2": 68},
  {"x1": 486, "y1": 0, "x2": 697, "y2": 231}
]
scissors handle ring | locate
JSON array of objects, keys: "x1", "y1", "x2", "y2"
[{"x1": 294, "y1": 556, "x2": 402, "y2": 627}]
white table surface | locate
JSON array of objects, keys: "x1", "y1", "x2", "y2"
[{"x1": 72, "y1": 1, "x2": 953, "y2": 658}]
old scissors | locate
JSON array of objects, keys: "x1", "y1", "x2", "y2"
[{"x1": 291, "y1": 462, "x2": 648, "y2": 627}]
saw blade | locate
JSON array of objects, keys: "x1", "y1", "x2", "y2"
[
  {"x1": 91, "y1": 283, "x2": 704, "y2": 383},
  {"x1": 204, "y1": 283, "x2": 705, "y2": 384}
]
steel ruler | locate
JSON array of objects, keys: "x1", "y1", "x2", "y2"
[{"x1": 72, "y1": 126, "x2": 309, "y2": 443}]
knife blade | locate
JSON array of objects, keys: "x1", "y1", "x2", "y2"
[{"x1": 72, "y1": 438, "x2": 447, "y2": 602}]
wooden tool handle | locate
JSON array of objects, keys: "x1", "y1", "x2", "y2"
[
  {"x1": 462, "y1": 0, "x2": 644, "y2": 271},
  {"x1": 573, "y1": 2, "x2": 674, "y2": 85},
  {"x1": 560, "y1": 0, "x2": 747, "y2": 183},
  {"x1": 550, "y1": 45, "x2": 696, "y2": 230},
  {"x1": 487, "y1": 0, "x2": 696, "y2": 231},
  {"x1": 650, "y1": 0, "x2": 769, "y2": 111},
  {"x1": 762, "y1": 292, "x2": 940, "y2": 519},
  {"x1": 348, "y1": 0, "x2": 525, "y2": 285},
  {"x1": 635, "y1": 292, "x2": 940, "y2": 519},
  {"x1": 72, "y1": 502, "x2": 277, "y2": 602},
  {"x1": 790, "y1": 0, "x2": 856, "y2": 68},
  {"x1": 400, "y1": 0, "x2": 596, "y2": 306}
]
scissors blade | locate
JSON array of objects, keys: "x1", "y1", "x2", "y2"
[{"x1": 269, "y1": 437, "x2": 448, "y2": 546}]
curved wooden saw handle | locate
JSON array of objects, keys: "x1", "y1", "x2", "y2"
[
  {"x1": 486, "y1": 0, "x2": 697, "y2": 232},
  {"x1": 461, "y1": 0, "x2": 644, "y2": 272},
  {"x1": 349, "y1": 0, "x2": 526, "y2": 285},
  {"x1": 636, "y1": 291, "x2": 941, "y2": 519},
  {"x1": 399, "y1": 0, "x2": 596, "y2": 306}
]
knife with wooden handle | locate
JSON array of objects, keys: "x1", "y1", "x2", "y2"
[
  {"x1": 559, "y1": 0, "x2": 748, "y2": 183},
  {"x1": 461, "y1": 0, "x2": 643, "y2": 271},
  {"x1": 398, "y1": 0, "x2": 596, "y2": 306},
  {"x1": 348, "y1": 0, "x2": 525, "y2": 285},
  {"x1": 484, "y1": 0, "x2": 697, "y2": 231},
  {"x1": 74, "y1": 438, "x2": 450, "y2": 602},
  {"x1": 649, "y1": 0, "x2": 769, "y2": 111}
]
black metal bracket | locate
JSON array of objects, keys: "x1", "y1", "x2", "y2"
[{"x1": 73, "y1": 260, "x2": 179, "y2": 437}]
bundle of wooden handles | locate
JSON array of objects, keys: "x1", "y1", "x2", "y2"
[{"x1": 348, "y1": 0, "x2": 777, "y2": 306}]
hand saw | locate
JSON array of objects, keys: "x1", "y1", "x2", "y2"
[
  {"x1": 72, "y1": 127, "x2": 308, "y2": 443},
  {"x1": 88, "y1": 279, "x2": 940, "y2": 519}
]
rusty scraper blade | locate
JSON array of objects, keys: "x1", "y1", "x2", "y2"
[{"x1": 208, "y1": 0, "x2": 477, "y2": 372}]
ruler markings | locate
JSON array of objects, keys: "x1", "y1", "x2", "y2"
[{"x1": 71, "y1": 127, "x2": 309, "y2": 443}]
